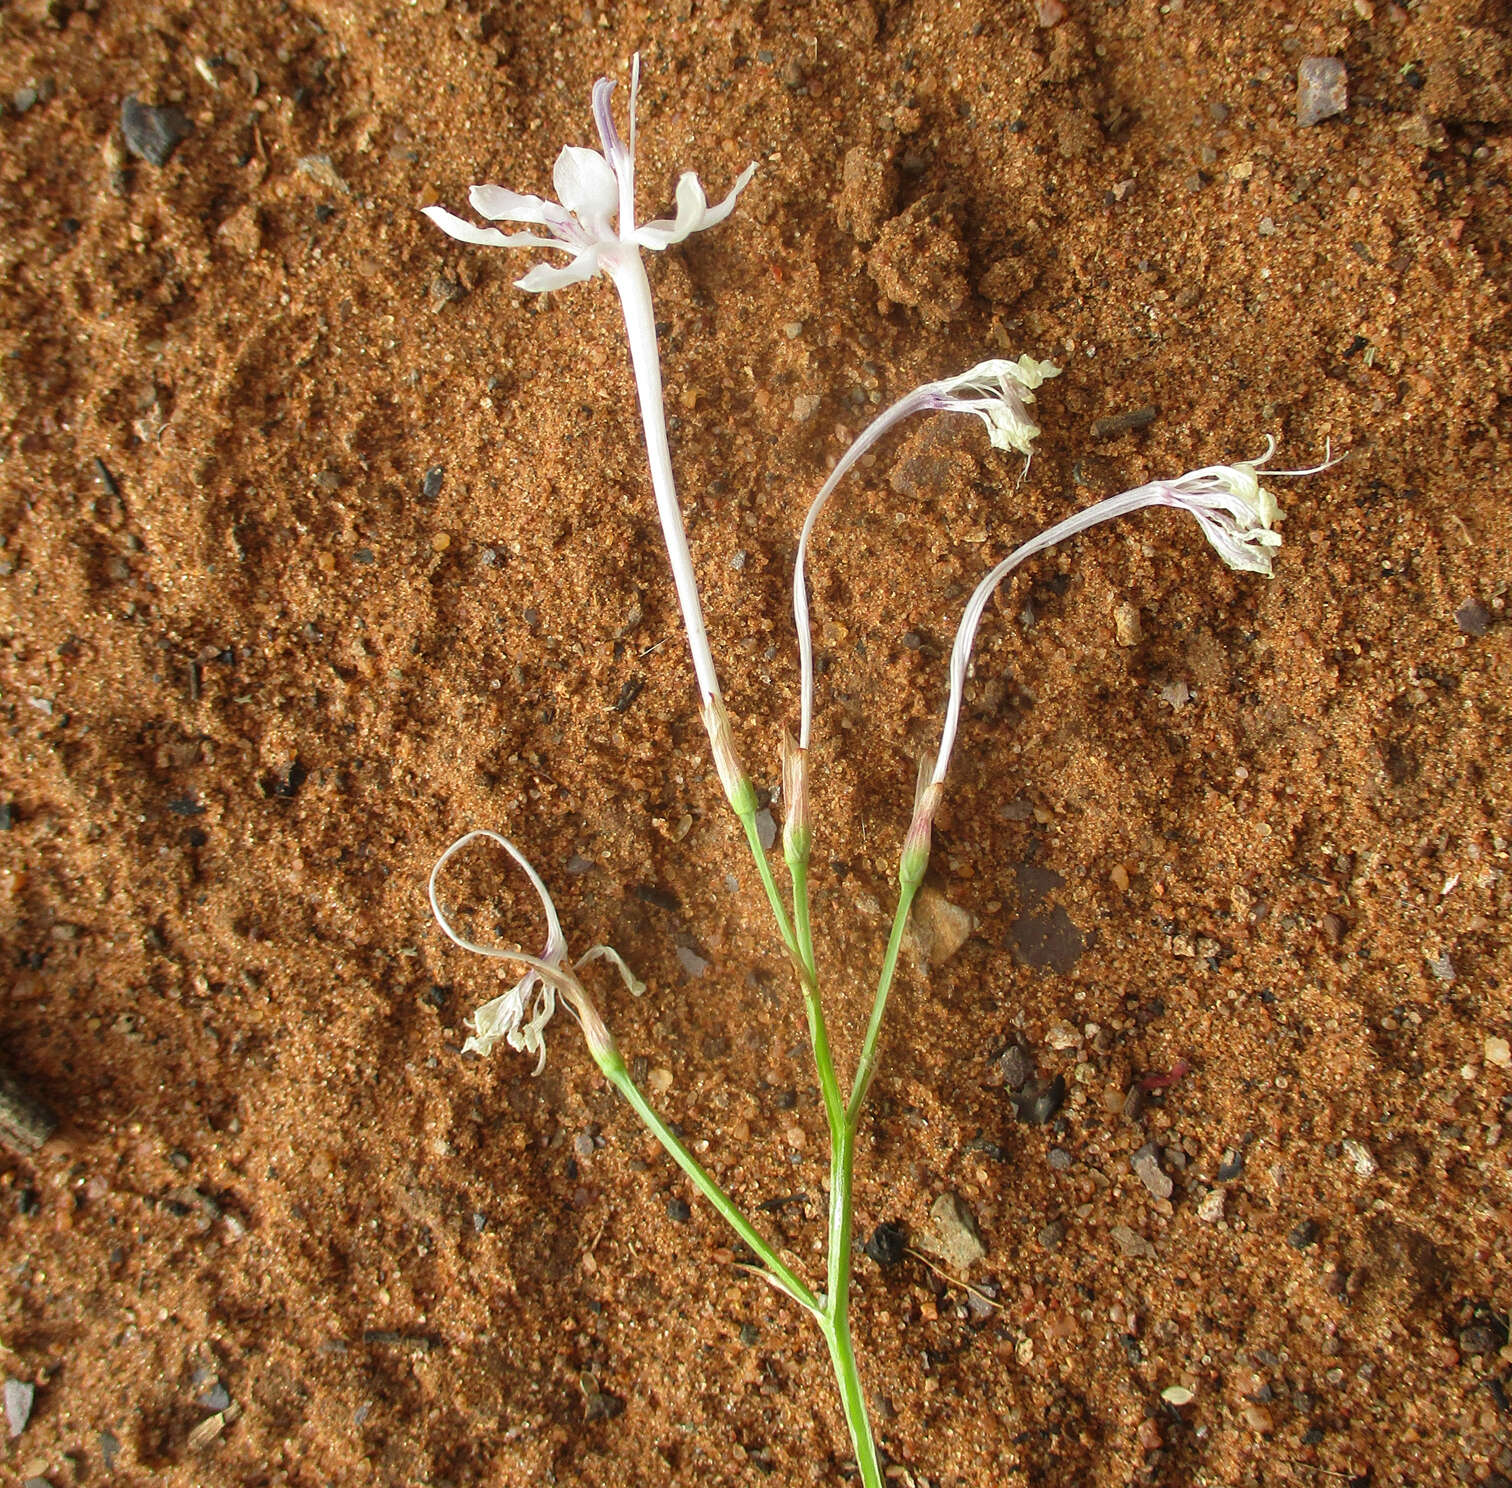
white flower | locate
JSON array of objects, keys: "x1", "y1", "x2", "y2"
[
  {"x1": 429, "y1": 830, "x2": 644, "y2": 1072},
  {"x1": 922, "y1": 355, "x2": 1062, "y2": 456},
  {"x1": 424, "y1": 55, "x2": 757, "y2": 777},
  {"x1": 424, "y1": 56, "x2": 756, "y2": 294}
]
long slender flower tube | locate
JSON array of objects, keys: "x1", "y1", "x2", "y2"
[
  {"x1": 921, "y1": 440, "x2": 1339, "y2": 810},
  {"x1": 429, "y1": 829, "x2": 644, "y2": 1071},
  {"x1": 792, "y1": 356, "x2": 1059, "y2": 756},
  {"x1": 425, "y1": 57, "x2": 758, "y2": 807}
]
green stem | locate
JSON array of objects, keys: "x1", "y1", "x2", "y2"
[
  {"x1": 789, "y1": 855, "x2": 817, "y2": 983},
  {"x1": 738, "y1": 808, "x2": 802, "y2": 967},
  {"x1": 845, "y1": 881, "x2": 919, "y2": 1129},
  {"x1": 819, "y1": 1303, "x2": 884, "y2": 1488},
  {"x1": 599, "y1": 1049, "x2": 819, "y2": 1314}
]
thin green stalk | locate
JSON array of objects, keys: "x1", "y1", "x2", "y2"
[
  {"x1": 599, "y1": 1048, "x2": 819, "y2": 1314},
  {"x1": 789, "y1": 856, "x2": 817, "y2": 983},
  {"x1": 738, "y1": 807, "x2": 802, "y2": 966},
  {"x1": 819, "y1": 1305, "x2": 884, "y2": 1488},
  {"x1": 741, "y1": 809, "x2": 845, "y2": 1141},
  {"x1": 845, "y1": 881, "x2": 919, "y2": 1129}
]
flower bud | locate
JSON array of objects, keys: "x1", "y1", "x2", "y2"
[
  {"x1": 900, "y1": 776, "x2": 943, "y2": 890},
  {"x1": 701, "y1": 693, "x2": 758, "y2": 816}
]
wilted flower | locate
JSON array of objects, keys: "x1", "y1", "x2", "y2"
[
  {"x1": 920, "y1": 355, "x2": 1062, "y2": 457},
  {"x1": 429, "y1": 830, "x2": 643, "y2": 1071},
  {"x1": 926, "y1": 440, "x2": 1337, "y2": 799},
  {"x1": 792, "y1": 354, "x2": 1061, "y2": 753}
]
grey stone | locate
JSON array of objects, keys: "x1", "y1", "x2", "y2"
[
  {"x1": 120, "y1": 95, "x2": 193, "y2": 167},
  {"x1": 1131, "y1": 1142, "x2": 1174, "y2": 1200},
  {"x1": 1297, "y1": 57, "x2": 1348, "y2": 127},
  {"x1": 1455, "y1": 597, "x2": 1492, "y2": 637},
  {"x1": 5, "y1": 1377, "x2": 33, "y2": 1436},
  {"x1": 919, "y1": 1192, "x2": 986, "y2": 1271}
]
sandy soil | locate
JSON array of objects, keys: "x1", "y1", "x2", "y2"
[{"x1": 1, "y1": 0, "x2": 1509, "y2": 1484}]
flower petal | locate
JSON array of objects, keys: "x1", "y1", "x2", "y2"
[
  {"x1": 514, "y1": 250, "x2": 602, "y2": 293},
  {"x1": 635, "y1": 163, "x2": 756, "y2": 249},
  {"x1": 422, "y1": 205, "x2": 517, "y2": 247},
  {"x1": 553, "y1": 144, "x2": 619, "y2": 221},
  {"x1": 469, "y1": 184, "x2": 553, "y2": 223}
]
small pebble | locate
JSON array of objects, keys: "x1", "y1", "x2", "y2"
[
  {"x1": 420, "y1": 466, "x2": 445, "y2": 500},
  {"x1": 1090, "y1": 406, "x2": 1158, "y2": 440},
  {"x1": 666, "y1": 1197, "x2": 691, "y2": 1224},
  {"x1": 921, "y1": 1193, "x2": 986, "y2": 1271},
  {"x1": 1342, "y1": 1138, "x2": 1376, "y2": 1177},
  {"x1": 1113, "y1": 602, "x2": 1143, "y2": 647},
  {"x1": 675, "y1": 945, "x2": 709, "y2": 979},
  {"x1": 120, "y1": 95, "x2": 193, "y2": 166},
  {"x1": 1455, "y1": 598, "x2": 1492, "y2": 637},
  {"x1": 1047, "y1": 1146, "x2": 1073, "y2": 1172},
  {"x1": 195, "y1": 1383, "x2": 232, "y2": 1413},
  {"x1": 5, "y1": 1377, "x2": 34, "y2": 1436},
  {"x1": 1427, "y1": 950, "x2": 1456, "y2": 984},
  {"x1": 1197, "y1": 1188, "x2": 1226, "y2": 1223},
  {"x1": 1131, "y1": 1143, "x2": 1174, "y2": 1200},
  {"x1": 1109, "y1": 863, "x2": 1130, "y2": 892},
  {"x1": 1296, "y1": 57, "x2": 1348, "y2": 127},
  {"x1": 1037, "y1": 1219, "x2": 1067, "y2": 1251},
  {"x1": 1485, "y1": 1036, "x2": 1511, "y2": 1069},
  {"x1": 1111, "y1": 1225, "x2": 1156, "y2": 1260},
  {"x1": 997, "y1": 1043, "x2": 1035, "y2": 1090},
  {"x1": 573, "y1": 1131, "x2": 595, "y2": 1160},
  {"x1": 864, "y1": 1221, "x2": 907, "y2": 1267},
  {"x1": 1012, "y1": 1074, "x2": 1066, "y2": 1126},
  {"x1": 1242, "y1": 1402, "x2": 1274, "y2": 1433},
  {"x1": 754, "y1": 808, "x2": 777, "y2": 852},
  {"x1": 647, "y1": 1067, "x2": 673, "y2": 1096}
]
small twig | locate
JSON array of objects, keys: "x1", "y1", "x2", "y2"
[{"x1": 903, "y1": 1246, "x2": 1001, "y2": 1309}]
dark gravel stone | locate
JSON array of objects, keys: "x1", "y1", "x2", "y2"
[
  {"x1": 420, "y1": 465, "x2": 445, "y2": 500},
  {"x1": 1454, "y1": 598, "x2": 1492, "y2": 636},
  {"x1": 262, "y1": 760, "x2": 307, "y2": 799},
  {"x1": 0, "y1": 802, "x2": 13, "y2": 830},
  {"x1": 583, "y1": 1388, "x2": 624, "y2": 1423},
  {"x1": 121, "y1": 95, "x2": 193, "y2": 167},
  {"x1": 1459, "y1": 1323, "x2": 1504, "y2": 1357},
  {"x1": 666, "y1": 1197, "x2": 691, "y2": 1224},
  {"x1": 1288, "y1": 1219, "x2": 1320, "y2": 1249},
  {"x1": 997, "y1": 1042, "x2": 1036, "y2": 1090},
  {"x1": 1012, "y1": 1073, "x2": 1066, "y2": 1126},
  {"x1": 1216, "y1": 1147, "x2": 1245, "y2": 1182},
  {"x1": 864, "y1": 1221, "x2": 907, "y2": 1268},
  {"x1": 739, "y1": 1322, "x2": 759, "y2": 1346}
]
